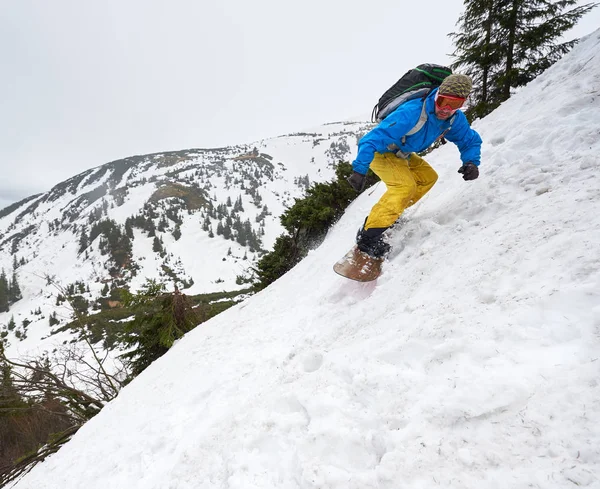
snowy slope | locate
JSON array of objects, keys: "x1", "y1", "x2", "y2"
[
  {"x1": 11, "y1": 30, "x2": 600, "y2": 489},
  {"x1": 0, "y1": 119, "x2": 371, "y2": 357}
]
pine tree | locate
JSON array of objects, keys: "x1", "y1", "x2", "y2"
[
  {"x1": 451, "y1": 0, "x2": 597, "y2": 118},
  {"x1": 237, "y1": 227, "x2": 247, "y2": 247},
  {"x1": 501, "y1": 0, "x2": 595, "y2": 98},
  {"x1": 157, "y1": 216, "x2": 169, "y2": 232},
  {"x1": 201, "y1": 215, "x2": 211, "y2": 232},
  {"x1": 172, "y1": 224, "x2": 182, "y2": 241},
  {"x1": 79, "y1": 227, "x2": 89, "y2": 254},
  {"x1": 49, "y1": 312, "x2": 59, "y2": 326},
  {"x1": 9, "y1": 271, "x2": 22, "y2": 303},
  {"x1": 0, "y1": 360, "x2": 25, "y2": 414},
  {"x1": 147, "y1": 219, "x2": 156, "y2": 237},
  {"x1": 120, "y1": 281, "x2": 205, "y2": 377},
  {"x1": 125, "y1": 220, "x2": 134, "y2": 239},
  {"x1": 222, "y1": 222, "x2": 232, "y2": 240},
  {"x1": 450, "y1": 0, "x2": 507, "y2": 118},
  {"x1": 0, "y1": 270, "x2": 9, "y2": 313},
  {"x1": 233, "y1": 196, "x2": 244, "y2": 213},
  {"x1": 153, "y1": 236, "x2": 163, "y2": 253}
]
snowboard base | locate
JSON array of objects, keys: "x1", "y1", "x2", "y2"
[{"x1": 333, "y1": 246, "x2": 383, "y2": 282}]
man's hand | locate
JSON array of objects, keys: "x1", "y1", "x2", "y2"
[
  {"x1": 347, "y1": 171, "x2": 367, "y2": 192},
  {"x1": 458, "y1": 162, "x2": 479, "y2": 181}
]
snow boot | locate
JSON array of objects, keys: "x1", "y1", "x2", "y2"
[{"x1": 356, "y1": 226, "x2": 390, "y2": 259}]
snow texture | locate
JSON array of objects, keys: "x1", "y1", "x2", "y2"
[{"x1": 10, "y1": 29, "x2": 600, "y2": 489}]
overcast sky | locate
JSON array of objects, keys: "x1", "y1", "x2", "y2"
[{"x1": 1, "y1": 0, "x2": 598, "y2": 210}]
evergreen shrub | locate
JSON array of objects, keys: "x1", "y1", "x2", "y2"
[{"x1": 254, "y1": 161, "x2": 379, "y2": 289}]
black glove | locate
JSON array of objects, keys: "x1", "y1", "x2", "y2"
[
  {"x1": 458, "y1": 162, "x2": 479, "y2": 181},
  {"x1": 347, "y1": 171, "x2": 367, "y2": 192}
]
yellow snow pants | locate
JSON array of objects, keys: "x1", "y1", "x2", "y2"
[{"x1": 364, "y1": 152, "x2": 438, "y2": 230}]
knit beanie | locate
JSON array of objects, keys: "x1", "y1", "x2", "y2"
[{"x1": 438, "y1": 74, "x2": 472, "y2": 98}]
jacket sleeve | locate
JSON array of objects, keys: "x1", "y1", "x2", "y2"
[
  {"x1": 444, "y1": 112, "x2": 482, "y2": 166},
  {"x1": 352, "y1": 106, "x2": 420, "y2": 175}
]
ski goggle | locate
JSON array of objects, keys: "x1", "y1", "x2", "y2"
[{"x1": 435, "y1": 93, "x2": 466, "y2": 111}]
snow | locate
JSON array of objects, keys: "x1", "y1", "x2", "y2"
[
  {"x1": 0, "y1": 123, "x2": 361, "y2": 303},
  {"x1": 0, "y1": 112, "x2": 365, "y2": 356},
  {"x1": 9, "y1": 29, "x2": 600, "y2": 489}
]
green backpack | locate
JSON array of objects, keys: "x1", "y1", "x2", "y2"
[{"x1": 372, "y1": 63, "x2": 452, "y2": 122}]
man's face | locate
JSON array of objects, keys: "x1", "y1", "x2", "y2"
[
  {"x1": 434, "y1": 92, "x2": 466, "y2": 120},
  {"x1": 434, "y1": 105, "x2": 456, "y2": 120}
]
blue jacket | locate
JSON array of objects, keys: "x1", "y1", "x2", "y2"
[{"x1": 352, "y1": 89, "x2": 482, "y2": 175}]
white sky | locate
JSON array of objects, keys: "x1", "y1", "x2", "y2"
[
  {"x1": 10, "y1": 28, "x2": 600, "y2": 487},
  {"x1": 0, "y1": 0, "x2": 598, "y2": 209}
]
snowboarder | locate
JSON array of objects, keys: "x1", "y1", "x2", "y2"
[{"x1": 346, "y1": 73, "x2": 483, "y2": 258}]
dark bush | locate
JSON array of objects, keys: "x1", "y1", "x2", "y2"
[{"x1": 254, "y1": 161, "x2": 378, "y2": 289}]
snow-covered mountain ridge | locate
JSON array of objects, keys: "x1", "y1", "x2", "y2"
[
  {"x1": 9, "y1": 28, "x2": 600, "y2": 489},
  {"x1": 0, "y1": 119, "x2": 372, "y2": 355}
]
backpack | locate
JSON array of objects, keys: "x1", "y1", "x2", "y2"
[{"x1": 371, "y1": 63, "x2": 453, "y2": 123}]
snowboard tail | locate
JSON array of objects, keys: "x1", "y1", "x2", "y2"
[{"x1": 333, "y1": 246, "x2": 383, "y2": 282}]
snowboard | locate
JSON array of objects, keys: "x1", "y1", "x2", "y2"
[{"x1": 333, "y1": 246, "x2": 384, "y2": 282}]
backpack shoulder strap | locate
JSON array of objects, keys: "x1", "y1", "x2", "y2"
[{"x1": 401, "y1": 99, "x2": 428, "y2": 145}]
